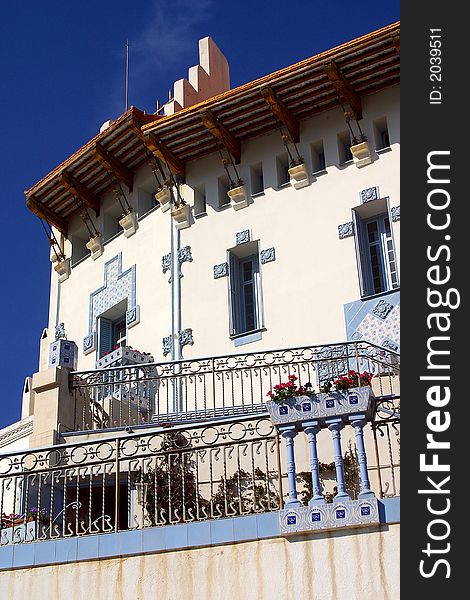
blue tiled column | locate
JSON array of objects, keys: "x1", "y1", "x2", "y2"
[
  {"x1": 279, "y1": 425, "x2": 301, "y2": 507},
  {"x1": 302, "y1": 421, "x2": 324, "y2": 505},
  {"x1": 326, "y1": 418, "x2": 351, "y2": 503},
  {"x1": 349, "y1": 415, "x2": 375, "y2": 499}
]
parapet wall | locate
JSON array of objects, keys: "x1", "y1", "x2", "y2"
[{"x1": 0, "y1": 521, "x2": 399, "y2": 599}]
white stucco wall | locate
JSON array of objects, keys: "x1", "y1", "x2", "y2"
[
  {"x1": 0, "y1": 525, "x2": 399, "y2": 600},
  {"x1": 46, "y1": 85, "x2": 400, "y2": 371}
]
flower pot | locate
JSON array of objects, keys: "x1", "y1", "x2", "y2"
[
  {"x1": 54, "y1": 258, "x2": 71, "y2": 282},
  {"x1": 96, "y1": 346, "x2": 154, "y2": 369},
  {"x1": 155, "y1": 187, "x2": 171, "y2": 212},
  {"x1": 119, "y1": 210, "x2": 138, "y2": 238},
  {"x1": 288, "y1": 163, "x2": 310, "y2": 189},
  {"x1": 171, "y1": 204, "x2": 191, "y2": 230},
  {"x1": 227, "y1": 185, "x2": 248, "y2": 210},
  {"x1": 266, "y1": 395, "x2": 316, "y2": 426},
  {"x1": 86, "y1": 234, "x2": 104, "y2": 260},
  {"x1": 317, "y1": 386, "x2": 374, "y2": 420},
  {"x1": 266, "y1": 386, "x2": 374, "y2": 427},
  {"x1": 350, "y1": 141, "x2": 372, "y2": 168}
]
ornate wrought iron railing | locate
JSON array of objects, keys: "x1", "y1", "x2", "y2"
[
  {"x1": 70, "y1": 340, "x2": 400, "y2": 431},
  {"x1": 0, "y1": 410, "x2": 400, "y2": 546},
  {"x1": 0, "y1": 417, "x2": 279, "y2": 545}
]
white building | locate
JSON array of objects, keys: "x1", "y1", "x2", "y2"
[{"x1": 0, "y1": 23, "x2": 400, "y2": 599}]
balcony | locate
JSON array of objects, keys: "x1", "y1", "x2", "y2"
[
  {"x1": 1, "y1": 340, "x2": 399, "y2": 555},
  {"x1": 69, "y1": 340, "x2": 399, "y2": 430}
]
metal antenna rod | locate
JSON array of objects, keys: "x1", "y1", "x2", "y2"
[{"x1": 125, "y1": 40, "x2": 129, "y2": 111}]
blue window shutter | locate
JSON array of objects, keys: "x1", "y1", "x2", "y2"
[
  {"x1": 98, "y1": 318, "x2": 113, "y2": 358},
  {"x1": 352, "y1": 211, "x2": 368, "y2": 297},
  {"x1": 228, "y1": 253, "x2": 240, "y2": 335}
]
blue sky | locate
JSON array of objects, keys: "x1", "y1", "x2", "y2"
[{"x1": 0, "y1": 1, "x2": 399, "y2": 429}]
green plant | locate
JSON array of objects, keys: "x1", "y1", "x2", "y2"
[
  {"x1": 266, "y1": 375, "x2": 312, "y2": 404},
  {"x1": 134, "y1": 432, "x2": 209, "y2": 525},
  {"x1": 211, "y1": 467, "x2": 278, "y2": 516},
  {"x1": 320, "y1": 370, "x2": 373, "y2": 393}
]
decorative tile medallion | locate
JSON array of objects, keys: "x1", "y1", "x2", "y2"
[
  {"x1": 260, "y1": 248, "x2": 276, "y2": 264},
  {"x1": 162, "y1": 335, "x2": 173, "y2": 357},
  {"x1": 236, "y1": 230, "x2": 251, "y2": 245},
  {"x1": 360, "y1": 186, "x2": 379, "y2": 204},
  {"x1": 391, "y1": 206, "x2": 400, "y2": 221},
  {"x1": 54, "y1": 322, "x2": 66, "y2": 340},
  {"x1": 179, "y1": 328, "x2": 194, "y2": 348},
  {"x1": 178, "y1": 246, "x2": 193, "y2": 264},
  {"x1": 372, "y1": 299, "x2": 394, "y2": 320},
  {"x1": 162, "y1": 253, "x2": 172, "y2": 274},
  {"x1": 213, "y1": 263, "x2": 228, "y2": 279},
  {"x1": 338, "y1": 222, "x2": 354, "y2": 239}
]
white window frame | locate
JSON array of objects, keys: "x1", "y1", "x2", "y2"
[
  {"x1": 353, "y1": 198, "x2": 399, "y2": 298},
  {"x1": 227, "y1": 244, "x2": 264, "y2": 337}
]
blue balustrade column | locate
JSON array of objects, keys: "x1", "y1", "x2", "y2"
[
  {"x1": 349, "y1": 415, "x2": 375, "y2": 499},
  {"x1": 326, "y1": 418, "x2": 351, "y2": 502},
  {"x1": 302, "y1": 421, "x2": 324, "y2": 505},
  {"x1": 279, "y1": 425, "x2": 301, "y2": 507}
]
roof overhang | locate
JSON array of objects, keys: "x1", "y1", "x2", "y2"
[{"x1": 25, "y1": 22, "x2": 400, "y2": 236}]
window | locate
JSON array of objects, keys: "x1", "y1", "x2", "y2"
[
  {"x1": 373, "y1": 117, "x2": 390, "y2": 151},
  {"x1": 71, "y1": 234, "x2": 89, "y2": 266},
  {"x1": 137, "y1": 187, "x2": 158, "y2": 217},
  {"x1": 354, "y1": 201, "x2": 399, "y2": 296},
  {"x1": 311, "y1": 140, "x2": 326, "y2": 173},
  {"x1": 193, "y1": 184, "x2": 206, "y2": 217},
  {"x1": 250, "y1": 163, "x2": 264, "y2": 195},
  {"x1": 276, "y1": 154, "x2": 290, "y2": 186},
  {"x1": 228, "y1": 245, "x2": 263, "y2": 336},
  {"x1": 218, "y1": 175, "x2": 231, "y2": 208},
  {"x1": 97, "y1": 301, "x2": 128, "y2": 357},
  {"x1": 337, "y1": 130, "x2": 353, "y2": 164},
  {"x1": 103, "y1": 211, "x2": 121, "y2": 242}
]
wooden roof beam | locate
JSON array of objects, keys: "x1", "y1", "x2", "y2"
[
  {"x1": 94, "y1": 142, "x2": 134, "y2": 192},
  {"x1": 59, "y1": 171, "x2": 100, "y2": 215},
  {"x1": 392, "y1": 34, "x2": 400, "y2": 55},
  {"x1": 260, "y1": 85, "x2": 299, "y2": 143},
  {"x1": 199, "y1": 109, "x2": 241, "y2": 164},
  {"x1": 26, "y1": 195, "x2": 68, "y2": 236},
  {"x1": 323, "y1": 61, "x2": 362, "y2": 120},
  {"x1": 144, "y1": 133, "x2": 186, "y2": 181}
]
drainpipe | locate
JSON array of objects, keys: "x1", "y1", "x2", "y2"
[
  {"x1": 169, "y1": 188, "x2": 177, "y2": 411},
  {"x1": 169, "y1": 185, "x2": 183, "y2": 412}
]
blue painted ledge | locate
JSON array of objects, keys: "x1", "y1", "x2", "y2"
[{"x1": 0, "y1": 499, "x2": 399, "y2": 571}]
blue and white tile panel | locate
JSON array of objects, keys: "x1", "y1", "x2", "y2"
[
  {"x1": 280, "y1": 498, "x2": 380, "y2": 535},
  {"x1": 83, "y1": 253, "x2": 138, "y2": 354},
  {"x1": 344, "y1": 291, "x2": 400, "y2": 352}
]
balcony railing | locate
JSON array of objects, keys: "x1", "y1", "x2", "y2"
[
  {"x1": 1, "y1": 395, "x2": 400, "y2": 545},
  {"x1": 69, "y1": 340, "x2": 400, "y2": 431}
]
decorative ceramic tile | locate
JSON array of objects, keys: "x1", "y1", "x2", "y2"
[
  {"x1": 260, "y1": 248, "x2": 276, "y2": 264},
  {"x1": 338, "y1": 222, "x2": 354, "y2": 239},
  {"x1": 179, "y1": 328, "x2": 194, "y2": 348},
  {"x1": 162, "y1": 253, "x2": 171, "y2": 274},
  {"x1": 236, "y1": 230, "x2": 251, "y2": 245},
  {"x1": 84, "y1": 253, "x2": 137, "y2": 352},
  {"x1": 280, "y1": 498, "x2": 380, "y2": 535},
  {"x1": 213, "y1": 263, "x2": 228, "y2": 279},
  {"x1": 391, "y1": 206, "x2": 400, "y2": 221},
  {"x1": 178, "y1": 246, "x2": 193, "y2": 264},
  {"x1": 360, "y1": 186, "x2": 379, "y2": 204},
  {"x1": 162, "y1": 335, "x2": 173, "y2": 357},
  {"x1": 372, "y1": 299, "x2": 394, "y2": 320}
]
